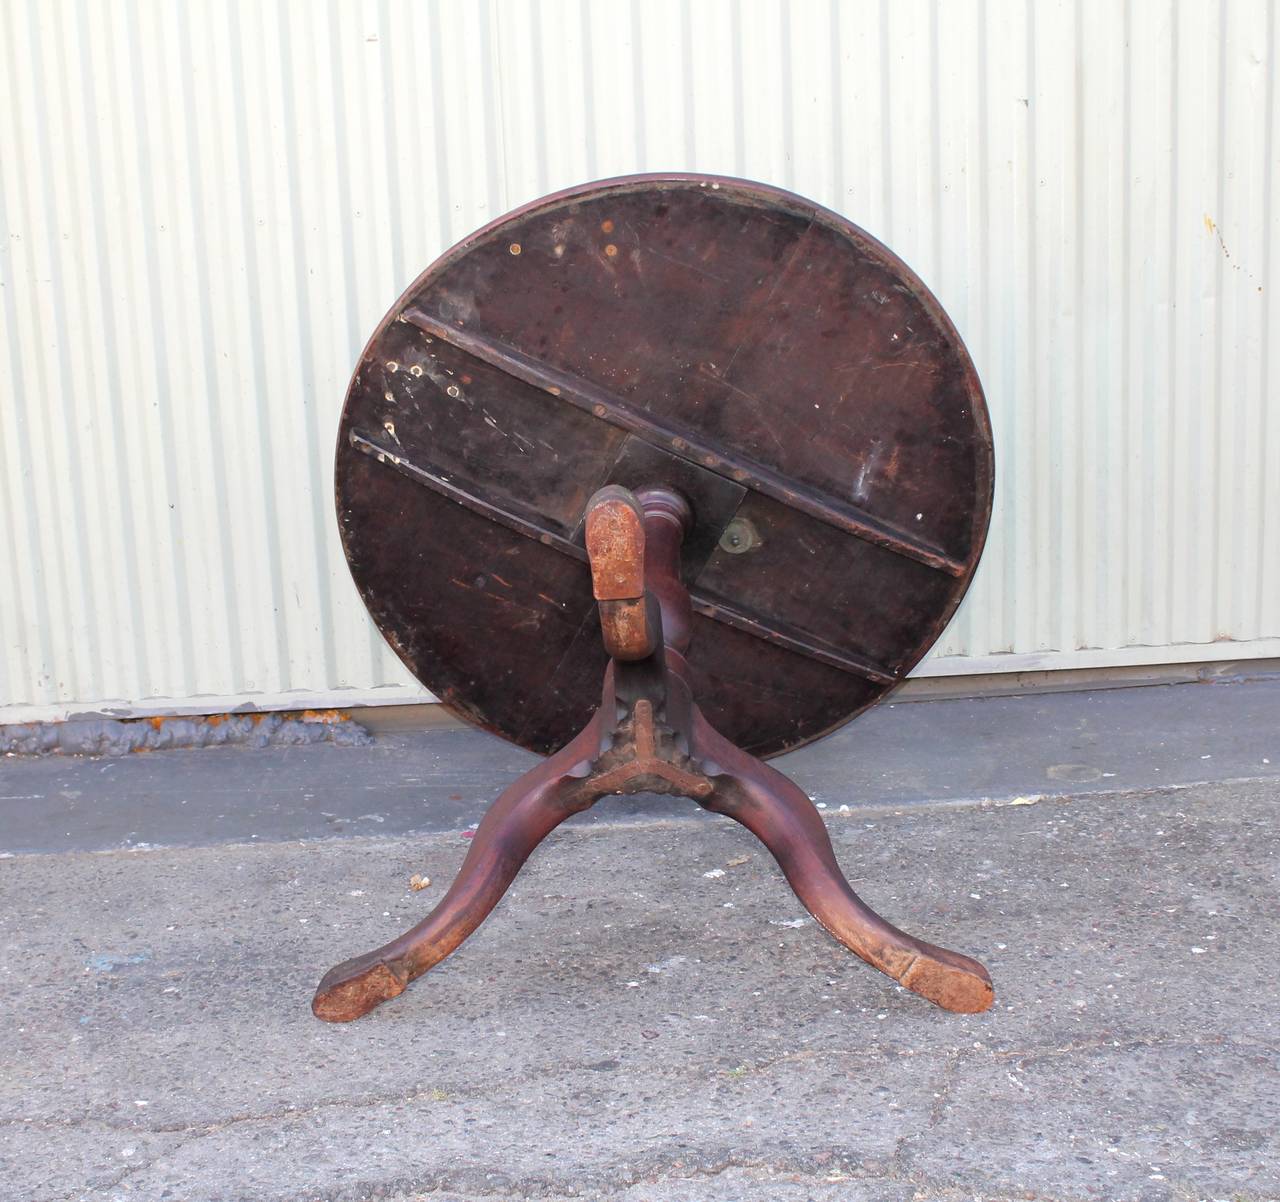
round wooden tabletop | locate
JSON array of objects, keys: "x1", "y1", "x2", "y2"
[{"x1": 335, "y1": 175, "x2": 993, "y2": 759}]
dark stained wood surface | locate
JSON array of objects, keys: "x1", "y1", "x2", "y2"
[{"x1": 336, "y1": 175, "x2": 993, "y2": 758}]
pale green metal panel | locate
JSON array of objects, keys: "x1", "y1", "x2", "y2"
[{"x1": 1, "y1": 0, "x2": 1277, "y2": 721}]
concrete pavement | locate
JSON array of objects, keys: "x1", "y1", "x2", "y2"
[
  {"x1": 2, "y1": 764, "x2": 1278, "y2": 1200},
  {"x1": 4, "y1": 676, "x2": 1278, "y2": 855}
]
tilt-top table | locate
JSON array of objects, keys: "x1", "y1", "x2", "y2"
[{"x1": 312, "y1": 174, "x2": 996, "y2": 1022}]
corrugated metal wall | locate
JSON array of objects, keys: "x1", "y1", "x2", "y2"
[{"x1": 2, "y1": 0, "x2": 1277, "y2": 723}]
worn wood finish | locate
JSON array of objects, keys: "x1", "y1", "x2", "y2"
[
  {"x1": 314, "y1": 484, "x2": 993, "y2": 1022},
  {"x1": 319, "y1": 177, "x2": 998, "y2": 1022},
  {"x1": 336, "y1": 174, "x2": 993, "y2": 758}
]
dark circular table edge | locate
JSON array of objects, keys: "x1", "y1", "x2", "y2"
[{"x1": 335, "y1": 172, "x2": 995, "y2": 760}]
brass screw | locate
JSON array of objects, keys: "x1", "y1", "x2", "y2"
[{"x1": 719, "y1": 518, "x2": 760, "y2": 555}]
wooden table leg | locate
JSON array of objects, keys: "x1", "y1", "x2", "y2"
[
  {"x1": 690, "y1": 708, "x2": 994, "y2": 1014},
  {"x1": 312, "y1": 713, "x2": 606, "y2": 1022}
]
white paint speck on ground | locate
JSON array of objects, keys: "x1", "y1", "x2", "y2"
[{"x1": 645, "y1": 956, "x2": 687, "y2": 974}]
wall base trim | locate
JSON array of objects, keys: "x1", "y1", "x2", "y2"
[{"x1": 3, "y1": 639, "x2": 1278, "y2": 727}]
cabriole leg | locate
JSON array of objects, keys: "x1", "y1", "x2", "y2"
[
  {"x1": 312, "y1": 715, "x2": 605, "y2": 1022},
  {"x1": 692, "y1": 711, "x2": 994, "y2": 1014}
]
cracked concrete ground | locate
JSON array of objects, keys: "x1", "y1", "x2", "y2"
[{"x1": 1, "y1": 775, "x2": 1278, "y2": 1201}]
